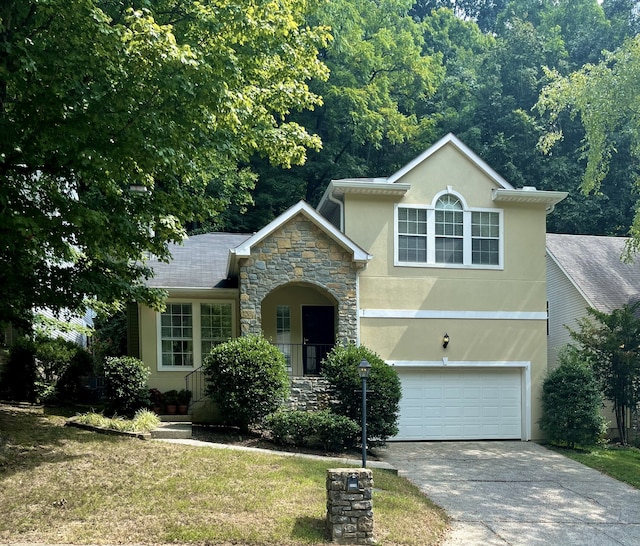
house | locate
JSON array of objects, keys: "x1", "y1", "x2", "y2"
[
  {"x1": 133, "y1": 133, "x2": 567, "y2": 441},
  {"x1": 546, "y1": 233, "x2": 640, "y2": 370}
]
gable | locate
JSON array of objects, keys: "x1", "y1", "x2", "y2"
[{"x1": 228, "y1": 200, "x2": 371, "y2": 277}]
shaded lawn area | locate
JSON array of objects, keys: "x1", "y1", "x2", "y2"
[
  {"x1": 557, "y1": 444, "x2": 640, "y2": 489},
  {"x1": 0, "y1": 404, "x2": 448, "y2": 545}
]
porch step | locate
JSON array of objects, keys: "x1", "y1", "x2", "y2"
[{"x1": 151, "y1": 422, "x2": 193, "y2": 440}]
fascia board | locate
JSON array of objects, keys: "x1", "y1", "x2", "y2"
[{"x1": 387, "y1": 133, "x2": 514, "y2": 189}]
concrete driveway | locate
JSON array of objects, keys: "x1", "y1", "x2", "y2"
[{"x1": 379, "y1": 441, "x2": 640, "y2": 545}]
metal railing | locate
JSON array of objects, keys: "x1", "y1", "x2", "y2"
[{"x1": 184, "y1": 343, "x2": 334, "y2": 405}]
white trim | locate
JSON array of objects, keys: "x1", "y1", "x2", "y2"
[
  {"x1": 156, "y1": 298, "x2": 236, "y2": 372},
  {"x1": 387, "y1": 133, "x2": 514, "y2": 189},
  {"x1": 545, "y1": 246, "x2": 596, "y2": 309},
  {"x1": 389, "y1": 359, "x2": 532, "y2": 441},
  {"x1": 394, "y1": 201, "x2": 504, "y2": 270},
  {"x1": 361, "y1": 309, "x2": 547, "y2": 320},
  {"x1": 232, "y1": 201, "x2": 371, "y2": 262}
]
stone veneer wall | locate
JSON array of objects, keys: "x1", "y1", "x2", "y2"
[
  {"x1": 239, "y1": 214, "x2": 362, "y2": 345},
  {"x1": 326, "y1": 469, "x2": 374, "y2": 545},
  {"x1": 288, "y1": 377, "x2": 333, "y2": 411}
]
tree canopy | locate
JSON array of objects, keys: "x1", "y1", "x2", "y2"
[
  {"x1": 0, "y1": 0, "x2": 329, "y2": 328},
  {"x1": 537, "y1": 35, "x2": 640, "y2": 253}
]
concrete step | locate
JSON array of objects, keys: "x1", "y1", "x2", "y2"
[
  {"x1": 151, "y1": 422, "x2": 192, "y2": 440},
  {"x1": 158, "y1": 414, "x2": 192, "y2": 423}
]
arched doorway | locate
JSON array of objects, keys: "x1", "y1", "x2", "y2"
[{"x1": 262, "y1": 283, "x2": 337, "y2": 376}]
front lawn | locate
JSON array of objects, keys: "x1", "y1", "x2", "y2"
[
  {"x1": 0, "y1": 404, "x2": 448, "y2": 545},
  {"x1": 557, "y1": 444, "x2": 640, "y2": 489}
]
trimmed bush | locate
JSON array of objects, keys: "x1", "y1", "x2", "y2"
[
  {"x1": 265, "y1": 409, "x2": 360, "y2": 451},
  {"x1": 103, "y1": 356, "x2": 151, "y2": 417},
  {"x1": 202, "y1": 334, "x2": 289, "y2": 432},
  {"x1": 322, "y1": 344, "x2": 401, "y2": 446},
  {"x1": 539, "y1": 346, "x2": 607, "y2": 448}
]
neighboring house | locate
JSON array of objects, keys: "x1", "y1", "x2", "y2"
[
  {"x1": 546, "y1": 233, "x2": 640, "y2": 370},
  {"x1": 134, "y1": 133, "x2": 567, "y2": 441}
]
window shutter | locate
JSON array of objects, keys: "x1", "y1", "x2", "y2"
[{"x1": 126, "y1": 303, "x2": 140, "y2": 359}]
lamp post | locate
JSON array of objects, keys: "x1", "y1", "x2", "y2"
[{"x1": 358, "y1": 359, "x2": 371, "y2": 468}]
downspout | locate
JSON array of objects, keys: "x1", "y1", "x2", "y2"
[{"x1": 328, "y1": 191, "x2": 344, "y2": 232}]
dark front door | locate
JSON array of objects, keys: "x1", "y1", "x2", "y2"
[{"x1": 302, "y1": 305, "x2": 335, "y2": 375}]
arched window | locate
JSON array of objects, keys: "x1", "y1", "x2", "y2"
[
  {"x1": 396, "y1": 192, "x2": 502, "y2": 268},
  {"x1": 435, "y1": 195, "x2": 463, "y2": 264}
]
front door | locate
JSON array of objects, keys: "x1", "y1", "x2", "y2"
[{"x1": 302, "y1": 305, "x2": 335, "y2": 375}]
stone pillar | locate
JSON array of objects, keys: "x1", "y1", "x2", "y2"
[{"x1": 326, "y1": 468, "x2": 374, "y2": 545}]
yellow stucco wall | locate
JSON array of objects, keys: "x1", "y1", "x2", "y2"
[
  {"x1": 140, "y1": 291, "x2": 239, "y2": 392},
  {"x1": 342, "y1": 143, "x2": 551, "y2": 439}
]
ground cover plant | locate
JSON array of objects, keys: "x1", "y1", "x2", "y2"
[{"x1": 0, "y1": 404, "x2": 448, "y2": 545}]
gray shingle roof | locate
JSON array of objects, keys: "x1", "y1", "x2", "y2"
[
  {"x1": 146, "y1": 233, "x2": 252, "y2": 289},
  {"x1": 546, "y1": 233, "x2": 640, "y2": 313}
]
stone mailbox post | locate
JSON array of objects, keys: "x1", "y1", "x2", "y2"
[{"x1": 326, "y1": 468, "x2": 374, "y2": 545}]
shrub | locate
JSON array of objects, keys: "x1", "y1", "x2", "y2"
[
  {"x1": 0, "y1": 337, "x2": 37, "y2": 402},
  {"x1": 103, "y1": 356, "x2": 151, "y2": 417},
  {"x1": 322, "y1": 344, "x2": 401, "y2": 446},
  {"x1": 265, "y1": 409, "x2": 360, "y2": 451},
  {"x1": 53, "y1": 343, "x2": 94, "y2": 403},
  {"x1": 539, "y1": 346, "x2": 607, "y2": 448},
  {"x1": 202, "y1": 334, "x2": 289, "y2": 432},
  {"x1": 0, "y1": 335, "x2": 94, "y2": 404}
]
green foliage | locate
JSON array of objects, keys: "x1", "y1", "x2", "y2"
[
  {"x1": 539, "y1": 347, "x2": 607, "y2": 448},
  {"x1": 91, "y1": 310, "x2": 128, "y2": 368},
  {"x1": 0, "y1": 337, "x2": 38, "y2": 402},
  {"x1": 568, "y1": 302, "x2": 640, "y2": 445},
  {"x1": 103, "y1": 356, "x2": 150, "y2": 417},
  {"x1": 322, "y1": 344, "x2": 401, "y2": 446},
  {"x1": 75, "y1": 409, "x2": 160, "y2": 433},
  {"x1": 537, "y1": 35, "x2": 640, "y2": 245},
  {"x1": 202, "y1": 335, "x2": 290, "y2": 432},
  {"x1": 0, "y1": 0, "x2": 329, "y2": 329},
  {"x1": 265, "y1": 409, "x2": 360, "y2": 451},
  {"x1": 0, "y1": 335, "x2": 94, "y2": 404}
]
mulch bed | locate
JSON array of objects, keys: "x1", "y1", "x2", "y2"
[{"x1": 191, "y1": 424, "x2": 379, "y2": 460}]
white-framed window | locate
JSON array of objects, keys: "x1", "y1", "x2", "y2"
[
  {"x1": 158, "y1": 301, "x2": 234, "y2": 370},
  {"x1": 160, "y1": 303, "x2": 193, "y2": 368},
  {"x1": 395, "y1": 190, "x2": 503, "y2": 269},
  {"x1": 276, "y1": 305, "x2": 291, "y2": 371}
]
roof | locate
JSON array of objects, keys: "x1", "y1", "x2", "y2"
[
  {"x1": 228, "y1": 200, "x2": 372, "y2": 276},
  {"x1": 316, "y1": 133, "x2": 567, "y2": 219},
  {"x1": 546, "y1": 233, "x2": 640, "y2": 313},
  {"x1": 147, "y1": 233, "x2": 251, "y2": 289}
]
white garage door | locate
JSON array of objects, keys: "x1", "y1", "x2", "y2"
[{"x1": 395, "y1": 368, "x2": 522, "y2": 440}]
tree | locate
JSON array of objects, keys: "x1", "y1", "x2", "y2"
[
  {"x1": 537, "y1": 36, "x2": 640, "y2": 250},
  {"x1": 0, "y1": 0, "x2": 329, "y2": 328},
  {"x1": 569, "y1": 303, "x2": 640, "y2": 445},
  {"x1": 218, "y1": 0, "x2": 444, "y2": 231},
  {"x1": 539, "y1": 346, "x2": 606, "y2": 448}
]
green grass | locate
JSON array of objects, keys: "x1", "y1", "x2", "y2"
[
  {"x1": 0, "y1": 404, "x2": 448, "y2": 545},
  {"x1": 555, "y1": 444, "x2": 640, "y2": 489}
]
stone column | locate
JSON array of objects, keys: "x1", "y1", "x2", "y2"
[{"x1": 326, "y1": 468, "x2": 374, "y2": 545}]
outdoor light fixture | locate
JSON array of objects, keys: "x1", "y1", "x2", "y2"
[
  {"x1": 442, "y1": 333, "x2": 450, "y2": 349},
  {"x1": 358, "y1": 359, "x2": 371, "y2": 468}
]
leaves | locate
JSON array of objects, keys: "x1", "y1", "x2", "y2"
[{"x1": 0, "y1": 0, "x2": 330, "y2": 327}]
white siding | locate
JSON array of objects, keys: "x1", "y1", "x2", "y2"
[{"x1": 546, "y1": 255, "x2": 590, "y2": 369}]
